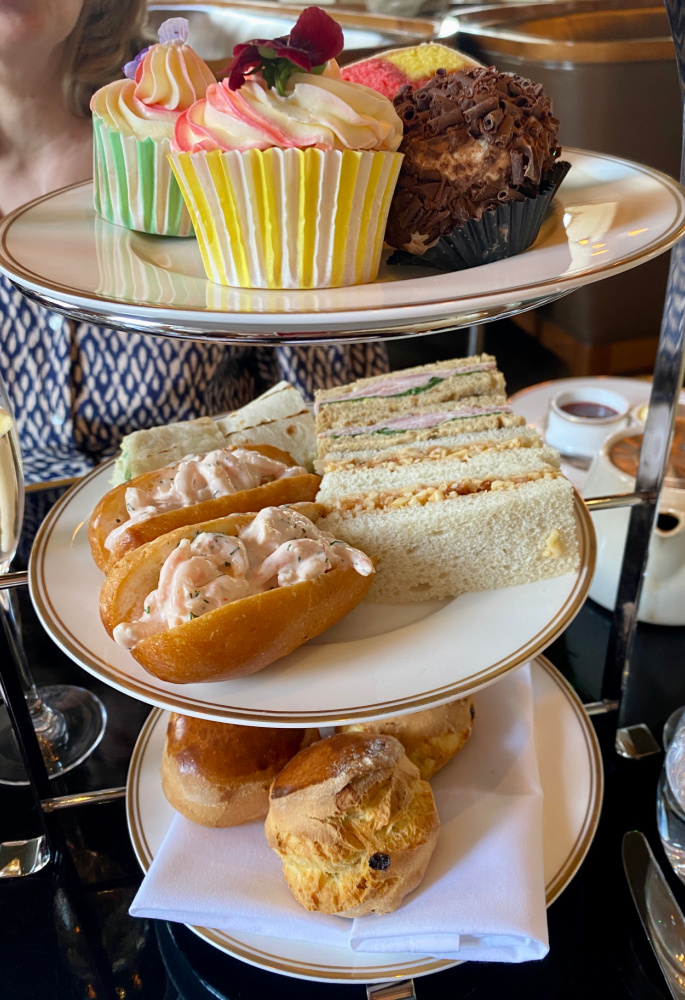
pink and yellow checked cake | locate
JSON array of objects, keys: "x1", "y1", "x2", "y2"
[{"x1": 341, "y1": 43, "x2": 481, "y2": 101}]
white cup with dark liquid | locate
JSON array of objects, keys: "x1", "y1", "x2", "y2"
[{"x1": 545, "y1": 387, "x2": 630, "y2": 459}]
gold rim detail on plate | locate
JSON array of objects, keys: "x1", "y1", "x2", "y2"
[
  {"x1": 1, "y1": 150, "x2": 684, "y2": 324},
  {"x1": 29, "y1": 462, "x2": 596, "y2": 724},
  {"x1": 125, "y1": 654, "x2": 603, "y2": 982}
]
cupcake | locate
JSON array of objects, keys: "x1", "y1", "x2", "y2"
[
  {"x1": 384, "y1": 66, "x2": 570, "y2": 270},
  {"x1": 90, "y1": 18, "x2": 215, "y2": 236},
  {"x1": 341, "y1": 43, "x2": 481, "y2": 102},
  {"x1": 167, "y1": 6, "x2": 404, "y2": 289}
]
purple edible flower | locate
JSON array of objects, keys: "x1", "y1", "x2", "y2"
[
  {"x1": 123, "y1": 46, "x2": 149, "y2": 80},
  {"x1": 157, "y1": 17, "x2": 190, "y2": 45}
]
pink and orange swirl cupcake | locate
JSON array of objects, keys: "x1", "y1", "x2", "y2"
[
  {"x1": 167, "y1": 7, "x2": 404, "y2": 289},
  {"x1": 90, "y1": 18, "x2": 215, "y2": 236}
]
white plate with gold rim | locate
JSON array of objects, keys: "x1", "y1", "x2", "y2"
[
  {"x1": 29, "y1": 459, "x2": 595, "y2": 726},
  {"x1": 126, "y1": 655, "x2": 603, "y2": 983},
  {"x1": 1, "y1": 149, "x2": 684, "y2": 343}
]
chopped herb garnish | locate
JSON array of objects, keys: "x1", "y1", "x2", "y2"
[{"x1": 144, "y1": 605, "x2": 150, "y2": 614}]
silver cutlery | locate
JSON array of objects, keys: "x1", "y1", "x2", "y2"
[{"x1": 623, "y1": 830, "x2": 685, "y2": 998}]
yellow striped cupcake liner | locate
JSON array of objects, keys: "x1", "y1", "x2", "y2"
[{"x1": 168, "y1": 147, "x2": 403, "y2": 289}]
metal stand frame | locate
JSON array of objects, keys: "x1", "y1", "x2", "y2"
[{"x1": 588, "y1": 0, "x2": 685, "y2": 756}]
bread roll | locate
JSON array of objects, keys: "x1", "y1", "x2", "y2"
[
  {"x1": 161, "y1": 713, "x2": 319, "y2": 827},
  {"x1": 100, "y1": 504, "x2": 375, "y2": 684},
  {"x1": 265, "y1": 732, "x2": 440, "y2": 917},
  {"x1": 89, "y1": 443, "x2": 320, "y2": 572},
  {"x1": 337, "y1": 697, "x2": 475, "y2": 780}
]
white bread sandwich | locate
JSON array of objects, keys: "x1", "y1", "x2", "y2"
[
  {"x1": 314, "y1": 353, "x2": 579, "y2": 603},
  {"x1": 216, "y1": 382, "x2": 315, "y2": 471},
  {"x1": 317, "y1": 425, "x2": 552, "y2": 475},
  {"x1": 316, "y1": 464, "x2": 579, "y2": 603},
  {"x1": 111, "y1": 382, "x2": 316, "y2": 485},
  {"x1": 316, "y1": 430, "x2": 561, "y2": 502},
  {"x1": 314, "y1": 356, "x2": 530, "y2": 459}
]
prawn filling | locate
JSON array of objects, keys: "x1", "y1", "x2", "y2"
[{"x1": 112, "y1": 506, "x2": 374, "y2": 649}]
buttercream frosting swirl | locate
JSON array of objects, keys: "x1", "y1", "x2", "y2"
[
  {"x1": 91, "y1": 25, "x2": 215, "y2": 141},
  {"x1": 172, "y1": 70, "x2": 402, "y2": 153}
]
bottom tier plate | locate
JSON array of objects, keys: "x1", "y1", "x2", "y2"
[{"x1": 125, "y1": 655, "x2": 603, "y2": 984}]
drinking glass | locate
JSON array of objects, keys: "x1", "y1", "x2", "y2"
[
  {"x1": 656, "y1": 706, "x2": 685, "y2": 882},
  {"x1": 0, "y1": 372, "x2": 106, "y2": 784}
]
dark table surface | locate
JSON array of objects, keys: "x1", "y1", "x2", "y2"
[{"x1": 2, "y1": 322, "x2": 684, "y2": 1000}]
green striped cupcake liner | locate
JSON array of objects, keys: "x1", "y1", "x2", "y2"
[{"x1": 92, "y1": 115, "x2": 193, "y2": 237}]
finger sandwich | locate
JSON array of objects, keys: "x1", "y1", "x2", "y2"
[
  {"x1": 112, "y1": 381, "x2": 316, "y2": 484},
  {"x1": 314, "y1": 356, "x2": 525, "y2": 457},
  {"x1": 317, "y1": 458, "x2": 578, "y2": 602},
  {"x1": 314, "y1": 356, "x2": 580, "y2": 603},
  {"x1": 316, "y1": 429, "x2": 561, "y2": 501}
]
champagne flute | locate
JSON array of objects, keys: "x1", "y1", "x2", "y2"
[{"x1": 0, "y1": 372, "x2": 107, "y2": 785}]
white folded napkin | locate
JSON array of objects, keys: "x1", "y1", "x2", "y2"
[{"x1": 130, "y1": 663, "x2": 548, "y2": 962}]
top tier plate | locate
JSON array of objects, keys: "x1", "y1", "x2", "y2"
[{"x1": 0, "y1": 149, "x2": 683, "y2": 345}]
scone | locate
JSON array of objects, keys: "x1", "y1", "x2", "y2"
[
  {"x1": 337, "y1": 697, "x2": 475, "y2": 780},
  {"x1": 161, "y1": 714, "x2": 318, "y2": 827},
  {"x1": 264, "y1": 732, "x2": 440, "y2": 916}
]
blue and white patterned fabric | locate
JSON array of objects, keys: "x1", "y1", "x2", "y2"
[{"x1": 0, "y1": 276, "x2": 388, "y2": 484}]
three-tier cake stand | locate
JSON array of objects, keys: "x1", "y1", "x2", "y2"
[{"x1": 0, "y1": 0, "x2": 684, "y2": 987}]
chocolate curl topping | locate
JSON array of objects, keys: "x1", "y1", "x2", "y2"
[
  {"x1": 427, "y1": 108, "x2": 464, "y2": 136},
  {"x1": 386, "y1": 65, "x2": 561, "y2": 251},
  {"x1": 510, "y1": 149, "x2": 525, "y2": 187},
  {"x1": 481, "y1": 107, "x2": 504, "y2": 133},
  {"x1": 463, "y1": 95, "x2": 499, "y2": 123},
  {"x1": 395, "y1": 99, "x2": 417, "y2": 124}
]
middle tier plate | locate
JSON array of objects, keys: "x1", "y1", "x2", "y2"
[{"x1": 29, "y1": 460, "x2": 595, "y2": 726}]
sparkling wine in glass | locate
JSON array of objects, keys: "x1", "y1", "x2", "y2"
[
  {"x1": 0, "y1": 406, "x2": 22, "y2": 571},
  {"x1": 0, "y1": 378, "x2": 107, "y2": 785}
]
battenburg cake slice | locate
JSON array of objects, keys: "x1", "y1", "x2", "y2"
[{"x1": 341, "y1": 43, "x2": 481, "y2": 101}]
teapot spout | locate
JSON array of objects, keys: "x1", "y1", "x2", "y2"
[{"x1": 647, "y1": 508, "x2": 685, "y2": 583}]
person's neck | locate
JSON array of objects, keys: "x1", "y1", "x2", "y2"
[{"x1": 0, "y1": 54, "x2": 93, "y2": 215}]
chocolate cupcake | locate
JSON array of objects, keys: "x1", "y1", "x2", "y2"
[{"x1": 385, "y1": 66, "x2": 570, "y2": 270}]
